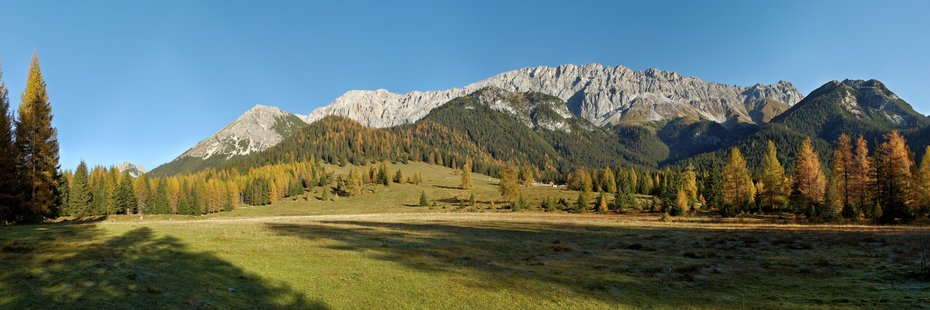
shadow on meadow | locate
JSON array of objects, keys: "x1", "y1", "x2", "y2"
[
  {"x1": 0, "y1": 224, "x2": 327, "y2": 309},
  {"x1": 267, "y1": 220, "x2": 930, "y2": 308}
]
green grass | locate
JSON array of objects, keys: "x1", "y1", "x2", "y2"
[{"x1": 2, "y1": 162, "x2": 930, "y2": 309}]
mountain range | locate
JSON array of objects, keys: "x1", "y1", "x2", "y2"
[{"x1": 148, "y1": 64, "x2": 929, "y2": 177}]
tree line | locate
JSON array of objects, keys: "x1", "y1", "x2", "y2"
[
  {"x1": 59, "y1": 160, "x2": 333, "y2": 217},
  {"x1": 542, "y1": 130, "x2": 929, "y2": 224}
]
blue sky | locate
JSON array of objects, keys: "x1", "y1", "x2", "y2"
[{"x1": 0, "y1": 0, "x2": 928, "y2": 171}]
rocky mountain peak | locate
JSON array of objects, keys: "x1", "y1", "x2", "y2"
[
  {"x1": 114, "y1": 162, "x2": 146, "y2": 177},
  {"x1": 179, "y1": 104, "x2": 306, "y2": 160},
  {"x1": 305, "y1": 64, "x2": 803, "y2": 128}
]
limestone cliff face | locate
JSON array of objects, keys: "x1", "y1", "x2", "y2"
[{"x1": 305, "y1": 64, "x2": 803, "y2": 128}]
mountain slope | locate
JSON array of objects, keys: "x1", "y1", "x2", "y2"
[
  {"x1": 306, "y1": 64, "x2": 803, "y2": 127},
  {"x1": 770, "y1": 79, "x2": 929, "y2": 139},
  {"x1": 201, "y1": 88, "x2": 667, "y2": 181},
  {"x1": 686, "y1": 79, "x2": 930, "y2": 171},
  {"x1": 149, "y1": 105, "x2": 307, "y2": 176}
]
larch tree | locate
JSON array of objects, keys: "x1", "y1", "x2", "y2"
[
  {"x1": 875, "y1": 130, "x2": 916, "y2": 224},
  {"x1": 15, "y1": 53, "x2": 60, "y2": 222},
  {"x1": 0, "y1": 66, "x2": 21, "y2": 223},
  {"x1": 681, "y1": 164, "x2": 698, "y2": 204},
  {"x1": 499, "y1": 165, "x2": 521, "y2": 201},
  {"x1": 675, "y1": 188, "x2": 690, "y2": 215},
  {"x1": 520, "y1": 165, "x2": 534, "y2": 187},
  {"x1": 133, "y1": 174, "x2": 150, "y2": 214},
  {"x1": 831, "y1": 134, "x2": 855, "y2": 218},
  {"x1": 916, "y1": 146, "x2": 930, "y2": 213},
  {"x1": 759, "y1": 140, "x2": 788, "y2": 212},
  {"x1": 850, "y1": 135, "x2": 873, "y2": 217},
  {"x1": 346, "y1": 169, "x2": 363, "y2": 196},
  {"x1": 602, "y1": 167, "x2": 617, "y2": 193},
  {"x1": 723, "y1": 147, "x2": 754, "y2": 213},
  {"x1": 790, "y1": 138, "x2": 827, "y2": 216},
  {"x1": 461, "y1": 158, "x2": 473, "y2": 189}
]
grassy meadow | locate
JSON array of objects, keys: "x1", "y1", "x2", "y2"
[{"x1": 1, "y1": 162, "x2": 929, "y2": 309}]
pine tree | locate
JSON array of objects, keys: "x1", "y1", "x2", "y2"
[
  {"x1": 393, "y1": 169, "x2": 403, "y2": 184},
  {"x1": 520, "y1": 166, "x2": 534, "y2": 187},
  {"x1": 320, "y1": 186, "x2": 331, "y2": 201},
  {"x1": 702, "y1": 166, "x2": 724, "y2": 211},
  {"x1": 90, "y1": 166, "x2": 111, "y2": 215},
  {"x1": 876, "y1": 130, "x2": 916, "y2": 223},
  {"x1": 461, "y1": 158, "x2": 473, "y2": 189},
  {"x1": 791, "y1": 138, "x2": 827, "y2": 218},
  {"x1": 499, "y1": 165, "x2": 521, "y2": 201},
  {"x1": 469, "y1": 192, "x2": 476, "y2": 207},
  {"x1": 0, "y1": 66, "x2": 21, "y2": 223},
  {"x1": 759, "y1": 140, "x2": 788, "y2": 212},
  {"x1": 612, "y1": 175, "x2": 636, "y2": 212},
  {"x1": 68, "y1": 161, "x2": 92, "y2": 217},
  {"x1": 115, "y1": 171, "x2": 136, "y2": 214},
  {"x1": 378, "y1": 162, "x2": 391, "y2": 186},
  {"x1": 831, "y1": 134, "x2": 855, "y2": 218},
  {"x1": 15, "y1": 53, "x2": 60, "y2": 222},
  {"x1": 723, "y1": 147, "x2": 754, "y2": 213},
  {"x1": 419, "y1": 191, "x2": 429, "y2": 207},
  {"x1": 576, "y1": 190, "x2": 588, "y2": 212},
  {"x1": 602, "y1": 167, "x2": 617, "y2": 193},
  {"x1": 151, "y1": 179, "x2": 170, "y2": 214}
]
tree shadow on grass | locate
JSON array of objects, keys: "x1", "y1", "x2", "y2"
[
  {"x1": 266, "y1": 219, "x2": 930, "y2": 308},
  {"x1": 0, "y1": 224, "x2": 327, "y2": 309}
]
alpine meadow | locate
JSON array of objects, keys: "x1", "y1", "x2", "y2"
[{"x1": 3, "y1": 1, "x2": 930, "y2": 309}]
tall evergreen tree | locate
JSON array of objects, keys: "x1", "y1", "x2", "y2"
[
  {"x1": 602, "y1": 167, "x2": 617, "y2": 194},
  {"x1": 759, "y1": 140, "x2": 788, "y2": 212},
  {"x1": 68, "y1": 161, "x2": 92, "y2": 217},
  {"x1": 14, "y1": 53, "x2": 60, "y2": 222},
  {"x1": 702, "y1": 166, "x2": 724, "y2": 211},
  {"x1": 115, "y1": 171, "x2": 136, "y2": 214},
  {"x1": 0, "y1": 66, "x2": 21, "y2": 223},
  {"x1": 151, "y1": 179, "x2": 170, "y2": 214}
]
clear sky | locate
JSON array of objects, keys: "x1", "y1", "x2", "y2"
[{"x1": 0, "y1": 0, "x2": 928, "y2": 171}]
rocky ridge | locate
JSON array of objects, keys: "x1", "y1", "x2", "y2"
[{"x1": 305, "y1": 64, "x2": 803, "y2": 128}]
